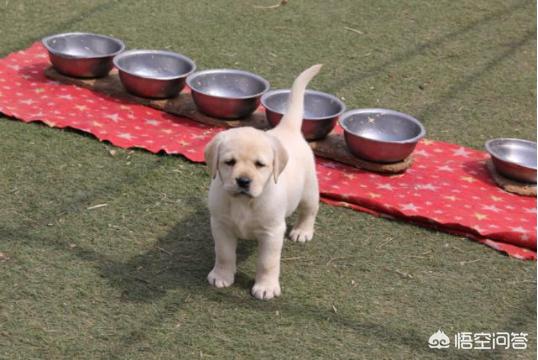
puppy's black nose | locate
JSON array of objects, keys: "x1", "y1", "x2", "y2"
[{"x1": 236, "y1": 177, "x2": 252, "y2": 189}]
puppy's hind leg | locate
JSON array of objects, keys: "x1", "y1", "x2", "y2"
[
  {"x1": 289, "y1": 178, "x2": 319, "y2": 243},
  {"x1": 208, "y1": 218, "x2": 237, "y2": 288}
]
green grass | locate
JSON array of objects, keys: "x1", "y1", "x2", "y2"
[{"x1": 0, "y1": 0, "x2": 536, "y2": 359}]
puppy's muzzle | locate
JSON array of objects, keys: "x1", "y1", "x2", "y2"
[{"x1": 236, "y1": 176, "x2": 252, "y2": 189}]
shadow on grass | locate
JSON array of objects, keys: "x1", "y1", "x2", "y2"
[
  {"x1": 99, "y1": 197, "x2": 256, "y2": 303},
  {"x1": 1, "y1": 0, "x2": 126, "y2": 56},
  {"x1": 417, "y1": 29, "x2": 536, "y2": 122},
  {"x1": 94, "y1": 197, "x2": 440, "y2": 357},
  {"x1": 2, "y1": 194, "x2": 535, "y2": 358},
  {"x1": 486, "y1": 296, "x2": 537, "y2": 360},
  {"x1": 326, "y1": 0, "x2": 532, "y2": 94}
]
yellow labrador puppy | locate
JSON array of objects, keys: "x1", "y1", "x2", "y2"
[{"x1": 204, "y1": 64, "x2": 321, "y2": 300}]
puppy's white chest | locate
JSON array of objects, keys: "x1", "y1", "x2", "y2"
[{"x1": 229, "y1": 201, "x2": 259, "y2": 239}]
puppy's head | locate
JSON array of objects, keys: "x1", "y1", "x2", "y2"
[{"x1": 204, "y1": 127, "x2": 288, "y2": 198}]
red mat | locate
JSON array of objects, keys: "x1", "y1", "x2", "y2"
[{"x1": 0, "y1": 43, "x2": 536, "y2": 260}]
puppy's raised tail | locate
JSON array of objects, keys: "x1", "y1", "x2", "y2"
[{"x1": 275, "y1": 64, "x2": 322, "y2": 133}]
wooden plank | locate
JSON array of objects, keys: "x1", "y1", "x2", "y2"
[
  {"x1": 45, "y1": 67, "x2": 267, "y2": 129},
  {"x1": 45, "y1": 67, "x2": 412, "y2": 173}
]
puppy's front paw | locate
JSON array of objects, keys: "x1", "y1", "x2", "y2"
[
  {"x1": 208, "y1": 268, "x2": 234, "y2": 288},
  {"x1": 251, "y1": 280, "x2": 281, "y2": 300},
  {"x1": 289, "y1": 227, "x2": 314, "y2": 243}
]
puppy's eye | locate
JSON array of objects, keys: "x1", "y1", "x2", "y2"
[
  {"x1": 224, "y1": 159, "x2": 236, "y2": 166},
  {"x1": 255, "y1": 160, "x2": 266, "y2": 168}
]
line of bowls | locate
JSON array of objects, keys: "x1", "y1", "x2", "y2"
[{"x1": 42, "y1": 32, "x2": 536, "y2": 181}]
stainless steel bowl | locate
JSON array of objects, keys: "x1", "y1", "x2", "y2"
[
  {"x1": 339, "y1": 108, "x2": 426, "y2": 163},
  {"x1": 261, "y1": 89, "x2": 346, "y2": 140},
  {"x1": 42, "y1": 32, "x2": 125, "y2": 78},
  {"x1": 485, "y1": 138, "x2": 537, "y2": 183},
  {"x1": 186, "y1": 69, "x2": 270, "y2": 119},
  {"x1": 113, "y1": 50, "x2": 196, "y2": 99}
]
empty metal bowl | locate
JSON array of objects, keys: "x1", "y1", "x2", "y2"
[
  {"x1": 339, "y1": 108, "x2": 426, "y2": 163},
  {"x1": 113, "y1": 50, "x2": 196, "y2": 99},
  {"x1": 186, "y1": 69, "x2": 270, "y2": 119},
  {"x1": 42, "y1": 32, "x2": 125, "y2": 78},
  {"x1": 485, "y1": 138, "x2": 537, "y2": 183},
  {"x1": 261, "y1": 89, "x2": 346, "y2": 140}
]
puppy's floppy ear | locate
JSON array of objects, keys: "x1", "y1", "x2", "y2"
[
  {"x1": 204, "y1": 133, "x2": 223, "y2": 179},
  {"x1": 269, "y1": 135, "x2": 289, "y2": 184}
]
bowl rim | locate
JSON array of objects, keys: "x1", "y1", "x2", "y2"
[
  {"x1": 261, "y1": 88, "x2": 346, "y2": 120},
  {"x1": 339, "y1": 108, "x2": 426, "y2": 144},
  {"x1": 186, "y1": 68, "x2": 270, "y2": 100},
  {"x1": 485, "y1": 138, "x2": 537, "y2": 171},
  {"x1": 42, "y1": 32, "x2": 125, "y2": 59},
  {"x1": 113, "y1": 49, "x2": 197, "y2": 81}
]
